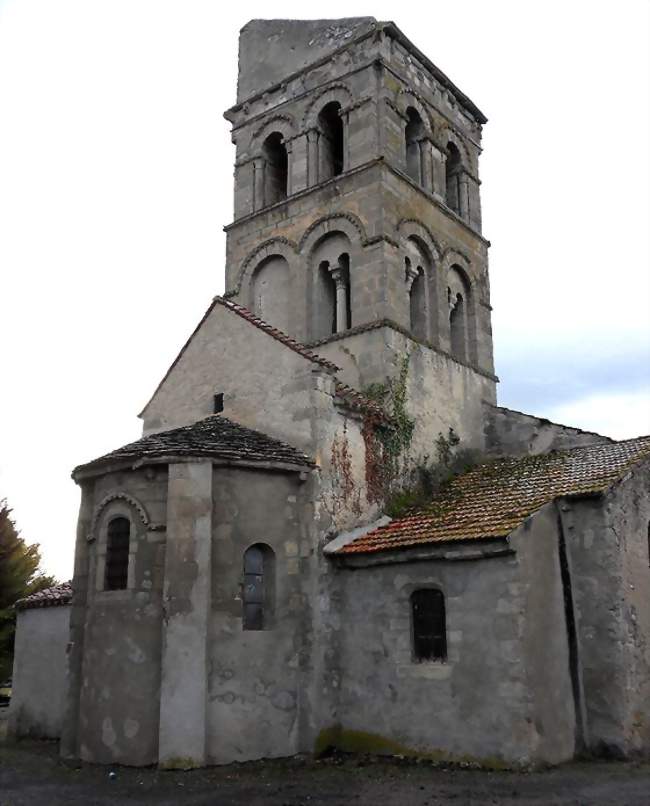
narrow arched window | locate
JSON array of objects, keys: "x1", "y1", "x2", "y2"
[
  {"x1": 318, "y1": 101, "x2": 344, "y2": 180},
  {"x1": 262, "y1": 132, "x2": 288, "y2": 206},
  {"x1": 405, "y1": 107, "x2": 425, "y2": 185},
  {"x1": 449, "y1": 291, "x2": 466, "y2": 361},
  {"x1": 445, "y1": 142, "x2": 462, "y2": 214},
  {"x1": 242, "y1": 544, "x2": 275, "y2": 631},
  {"x1": 105, "y1": 517, "x2": 130, "y2": 591},
  {"x1": 411, "y1": 589, "x2": 447, "y2": 661}
]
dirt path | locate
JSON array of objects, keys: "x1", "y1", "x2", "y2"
[{"x1": 1, "y1": 741, "x2": 649, "y2": 805}]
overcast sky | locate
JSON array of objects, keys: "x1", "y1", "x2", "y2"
[{"x1": 1, "y1": 0, "x2": 648, "y2": 580}]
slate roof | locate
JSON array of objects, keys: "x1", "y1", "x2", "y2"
[
  {"x1": 15, "y1": 582, "x2": 73, "y2": 610},
  {"x1": 73, "y1": 415, "x2": 314, "y2": 478},
  {"x1": 336, "y1": 436, "x2": 650, "y2": 556}
]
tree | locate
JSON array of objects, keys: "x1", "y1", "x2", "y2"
[{"x1": 0, "y1": 499, "x2": 57, "y2": 680}]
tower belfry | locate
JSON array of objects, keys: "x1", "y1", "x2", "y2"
[{"x1": 223, "y1": 18, "x2": 497, "y2": 445}]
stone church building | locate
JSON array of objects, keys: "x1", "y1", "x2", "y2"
[{"x1": 10, "y1": 18, "x2": 650, "y2": 768}]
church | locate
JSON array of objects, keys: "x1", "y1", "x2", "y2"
[{"x1": 9, "y1": 18, "x2": 650, "y2": 768}]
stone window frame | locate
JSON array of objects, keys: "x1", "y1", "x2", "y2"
[
  {"x1": 410, "y1": 587, "x2": 448, "y2": 663},
  {"x1": 241, "y1": 542, "x2": 276, "y2": 631},
  {"x1": 94, "y1": 500, "x2": 139, "y2": 595}
]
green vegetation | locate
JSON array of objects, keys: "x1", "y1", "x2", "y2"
[
  {"x1": 386, "y1": 430, "x2": 485, "y2": 518},
  {"x1": 0, "y1": 499, "x2": 57, "y2": 680}
]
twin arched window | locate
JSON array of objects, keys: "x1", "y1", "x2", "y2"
[
  {"x1": 105, "y1": 516, "x2": 130, "y2": 591},
  {"x1": 411, "y1": 588, "x2": 447, "y2": 661},
  {"x1": 242, "y1": 544, "x2": 275, "y2": 631}
]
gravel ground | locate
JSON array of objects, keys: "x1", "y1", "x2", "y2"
[{"x1": 1, "y1": 740, "x2": 649, "y2": 805}]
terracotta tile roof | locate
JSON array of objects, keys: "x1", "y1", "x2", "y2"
[
  {"x1": 16, "y1": 582, "x2": 73, "y2": 610},
  {"x1": 334, "y1": 381, "x2": 392, "y2": 424},
  {"x1": 336, "y1": 436, "x2": 650, "y2": 556},
  {"x1": 73, "y1": 415, "x2": 314, "y2": 478},
  {"x1": 214, "y1": 298, "x2": 340, "y2": 372}
]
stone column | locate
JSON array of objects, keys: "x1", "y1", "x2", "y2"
[
  {"x1": 59, "y1": 482, "x2": 94, "y2": 759},
  {"x1": 419, "y1": 138, "x2": 434, "y2": 193},
  {"x1": 431, "y1": 144, "x2": 446, "y2": 201},
  {"x1": 290, "y1": 133, "x2": 309, "y2": 194},
  {"x1": 158, "y1": 461, "x2": 212, "y2": 769},
  {"x1": 285, "y1": 140, "x2": 294, "y2": 197},
  {"x1": 459, "y1": 172, "x2": 470, "y2": 221},
  {"x1": 329, "y1": 264, "x2": 349, "y2": 333},
  {"x1": 306, "y1": 129, "x2": 319, "y2": 187},
  {"x1": 253, "y1": 157, "x2": 265, "y2": 212}
]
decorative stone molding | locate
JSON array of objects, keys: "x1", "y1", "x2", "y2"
[
  {"x1": 88, "y1": 492, "x2": 151, "y2": 543},
  {"x1": 440, "y1": 246, "x2": 472, "y2": 271},
  {"x1": 437, "y1": 127, "x2": 475, "y2": 174},
  {"x1": 395, "y1": 89, "x2": 434, "y2": 136},
  {"x1": 250, "y1": 114, "x2": 296, "y2": 147},
  {"x1": 298, "y1": 212, "x2": 368, "y2": 253},
  {"x1": 233, "y1": 236, "x2": 299, "y2": 295},
  {"x1": 396, "y1": 218, "x2": 442, "y2": 261},
  {"x1": 302, "y1": 82, "x2": 354, "y2": 128}
]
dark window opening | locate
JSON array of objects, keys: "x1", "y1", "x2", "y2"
[
  {"x1": 412, "y1": 588, "x2": 447, "y2": 661},
  {"x1": 318, "y1": 101, "x2": 344, "y2": 180},
  {"x1": 445, "y1": 142, "x2": 462, "y2": 214},
  {"x1": 339, "y1": 252, "x2": 351, "y2": 332},
  {"x1": 449, "y1": 291, "x2": 466, "y2": 361},
  {"x1": 242, "y1": 544, "x2": 275, "y2": 631},
  {"x1": 105, "y1": 517, "x2": 130, "y2": 591},
  {"x1": 213, "y1": 393, "x2": 224, "y2": 414},
  {"x1": 262, "y1": 132, "x2": 288, "y2": 206},
  {"x1": 405, "y1": 107, "x2": 425, "y2": 185}
]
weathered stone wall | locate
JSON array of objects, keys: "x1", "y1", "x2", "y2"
[
  {"x1": 484, "y1": 405, "x2": 611, "y2": 457},
  {"x1": 561, "y1": 465, "x2": 650, "y2": 757},
  {"x1": 9, "y1": 606, "x2": 71, "y2": 739},
  {"x1": 315, "y1": 326, "x2": 496, "y2": 456},
  {"x1": 206, "y1": 467, "x2": 308, "y2": 763},
  {"x1": 328, "y1": 509, "x2": 575, "y2": 767},
  {"x1": 64, "y1": 467, "x2": 168, "y2": 766}
]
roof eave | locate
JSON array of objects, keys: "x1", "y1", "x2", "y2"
[
  {"x1": 73, "y1": 453, "x2": 314, "y2": 482},
  {"x1": 332, "y1": 535, "x2": 512, "y2": 568}
]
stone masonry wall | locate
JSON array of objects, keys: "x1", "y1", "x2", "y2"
[
  {"x1": 9, "y1": 606, "x2": 71, "y2": 739},
  {"x1": 329, "y1": 506, "x2": 575, "y2": 766},
  {"x1": 64, "y1": 467, "x2": 168, "y2": 766},
  {"x1": 484, "y1": 405, "x2": 612, "y2": 457}
]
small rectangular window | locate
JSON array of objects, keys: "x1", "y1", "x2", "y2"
[
  {"x1": 213, "y1": 393, "x2": 224, "y2": 413},
  {"x1": 412, "y1": 589, "x2": 447, "y2": 661}
]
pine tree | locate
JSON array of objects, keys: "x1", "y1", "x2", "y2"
[{"x1": 0, "y1": 499, "x2": 57, "y2": 680}]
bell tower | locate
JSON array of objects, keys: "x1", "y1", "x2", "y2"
[{"x1": 223, "y1": 18, "x2": 497, "y2": 449}]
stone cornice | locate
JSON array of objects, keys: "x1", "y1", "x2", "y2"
[
  {"x1": 225, "y1": 157, "x2": 489, "y2": 248},
  {"x1": 305, "y1": 318, "x2": 499, "y2": 383}
]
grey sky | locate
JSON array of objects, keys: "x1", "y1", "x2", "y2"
[{"x1": 0, "y1": 0, "x2": 648, "y2": 580}]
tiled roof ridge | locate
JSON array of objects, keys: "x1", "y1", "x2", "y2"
[
  {"x1": 334, "y1": 380, "x2": 392, "y2": 424},
  {"x1": 15, "y1": 582, "x2": 73, "y2": 610},
  {"x1": 74, "y1": 414, "x2": 315, "y2": 478},
  {"x1": 336, "y1": 434, "x2": 650, "y2": 556},
  {"x1": 214, "y1": 297, "x2": 340, "y2": 372}
]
